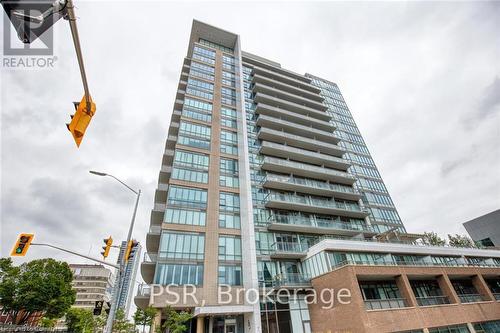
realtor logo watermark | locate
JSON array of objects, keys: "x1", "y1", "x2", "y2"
[{"x1": 2, "y1": 1, "x2": 59, "y2": 68}]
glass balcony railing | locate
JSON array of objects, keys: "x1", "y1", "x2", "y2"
[
  {"x1": 492, "y1": 293, "x2": 500, "y2": 301},
  {"x1": 266, "y1": 192, "x2": 365, "y2": 213},
  {"x1": 272, "y1": 273, "x2": 312, "y2": 287},
  {"x1": 143, "y1": 252, "x2": 157, "y2": 263},
  {"x1": 416, "y1": 295, "x2": 450, "y2": 306},
  {"x1": 264, "y1": 174, "x2": 359, "y2": 196},
  {"x1": 458, "y1": 294, "x2": 488, "y2": 303},
  {"x1": 364, "y1": 298, "x2": 407, "y2": 310},
  {"x1": 148, "y1": 225, "x2": 162, "y2": 235},
  {"x1": 271, "y1": 241, "x2": 309, "y2": 253},
  {"x1": 270, "y1": 213, "x2": 372, "y2": 232}
]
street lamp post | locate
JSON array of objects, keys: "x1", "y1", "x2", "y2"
[{"x1": 90, "y1": 170, "x2": 141, "y2": 333}]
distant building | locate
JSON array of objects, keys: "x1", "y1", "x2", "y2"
[
  {"x1": 464, "y1": 209, "x2": 500, "y2": 247},
  {"x1": 115, "y1": 241, "x2": 141, "y2": 318},
  {"x1": 69, "y1": 264, "x2": 114, "y2": 313}
]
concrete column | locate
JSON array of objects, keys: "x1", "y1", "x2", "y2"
[
  {"x1": 209, "y1": 316, "x2": 214, "y2": 333},
  {"x1": 152, "y1": 311, "x2": 162, "y2": 333},
  {"x1": 395, "y1": 274, "x2": 417, "y2": 307},
  {"x1": 423, "y1": 329, "x2": 430, "y2": 333},
  {"x1": 196, "y1": 316, "x2": 205, "y2": 333},
  {"x1": 437, "y1": 274, "x2": 460, "y2": 304},
  {"x1": 472, "y1": 274, "x2": 494, "y2": 301}
]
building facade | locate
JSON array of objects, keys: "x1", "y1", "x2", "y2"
[
  {"x1": 464, "y1": 209, "x2": 500, "y2": 248},
  {"x1": 136, "y1": 20, "x2": 500, "y2": 333},
  {"x1": 70, "y1": 264, "x2": 114, "y2": 312},
  {"x1": 115, "y1": 241, "x2": 142, "y2": 318}
]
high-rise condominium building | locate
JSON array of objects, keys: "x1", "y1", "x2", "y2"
[
  {"x1": 136, "y1": 20, "x2": 500, "y2": 333},
  {"x1": 115, "y1": 241, "x2": 142, "y2": 318},
  {"x1": 70, "y1": 264, "x2": 114, "y2": 312}
]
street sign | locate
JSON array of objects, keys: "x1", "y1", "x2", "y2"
[
  {"x1": 1, "y1": 0, "x2": 68, "y2": 44},
  {"x1": 93, "y1": 300, "x2": 103, "y2": 315}
]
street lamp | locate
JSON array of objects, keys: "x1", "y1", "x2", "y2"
[{"x1": 90, "y1": 170, "x2": 141, "y2": 333}]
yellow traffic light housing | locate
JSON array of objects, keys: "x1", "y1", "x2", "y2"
[
  {"x1": 101, "y1": 236, "x2": 113, "y2": 259},
  {"x1": 66, "y1": 95, "x2": 96, "y2": 147},
  {"x1": 11, "y1": 233, "x2": 34, "y2": 257},
  {"x1": 125, "y1": 240, "x2": 138, "y2": 263}
]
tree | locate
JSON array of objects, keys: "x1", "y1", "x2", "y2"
[
  {"x1": 134, "y1": 306, "x2": 158, "y2": 333},
  {"x1": 161, "y1": 306, "x2": 192, "y2": 333},
  {"x1": 421, "y1": 232, "x2": 446, "y2": 246},
  {"x1": 448, "y1": 234, "x2": 476, "y2": 248},
  {"x1": 112, "y1": 308, "x2": 135, "y2": 333},
  {"x1": 65, "y1": 308, "x2": 95, "y2": 333},
  {"x1": 0, "y1": 258, "x2": 76, "y2": 324}
]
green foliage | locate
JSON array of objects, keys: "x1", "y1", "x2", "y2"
[
  {"x1": 134, "y1": 306, "x2": 157, "y2": 333},
  {"x1": 40, "y1": 317, "x2": 57, "y2": 328},
  {"x1": 421, "y1": 232, "x2": 446, "y2": 246},
  {"x1": 448, "y1": 234, "x2": 476, "y2": 248},
  {"x1": 161, "y1": 306, "x2": 192, "y2": 333},
  {"x1": 0, "y1": 258, "x2": 76, "y2": 324},
  {"x1": 112, "y1": 308, "x2": 135, "y2": 333},
  {"x1": 65, "y1": 308, "x2": 95, "y2": 333}
]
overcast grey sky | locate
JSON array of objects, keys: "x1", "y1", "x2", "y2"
[{"x1": 1, "y1": 1, "x2": 499, "y2": 271}]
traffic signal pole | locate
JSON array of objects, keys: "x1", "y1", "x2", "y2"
[
  {"x1": 30, "y1": 242, "x2": 119, "y2": 269},
  {"x1": 65, "y1": 0, "x2": 91, "y2": 111}
]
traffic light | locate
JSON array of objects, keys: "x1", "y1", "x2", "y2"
[
  {"x1": 10, "y1": 233, "x2": 34, "y2": 256},
  {"x1": 101, "y1": 236, "x2": 113, "y2": 259},
  {"x1": 124, "y1": 239, "x2": 139, "y2": 263},
  {"x1": 93, "y1": 300, "x2": 103, "y2": 315},
  {"x1": 66, "y1": 95, "x2": 96, "y2": 147}
]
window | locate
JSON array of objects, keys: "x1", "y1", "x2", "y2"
[
  {"x1": 184, "y1": 97, "x2": 212, "y2": 112},
  {"x1": 186, "y1": 80, "x2": 214, "y2": 101},
  {"x1": 159, "y1": 231, "x2": 205, "y2": 260},
  {"x1": 219, "y1": 213, "x2": 240, "y2": 229},
  {"x1": 172, "y1": 150, "x2": 209, "y2": 184},
  {"x1": 220, "y1": 130, "x2": 238, "y2": 155},
  {"x1": 198, "y1": 38, "x2": 233, "y2": 53},
  {"x1": 167, "y1": 185, "x2": 207, "y2": 209},
  {"x1": 179, "y1": 121, "x2": 211, "y2": 150},
  {"x1": 218, "y1": 265, "x2": 242, "y2": 285},
  {"x1": 222, "y1": 71, "x2": 236, "y2": 87},
  {"x1": 428, "y1": 325, "x2": 471, "y2": 333},
  {"x1": 155, "y1": 263, "x2": 203, "y2": 286},
  {"x1": 193, "y1": 45, "x2": 215, "y2": 59},
  {"x1": 220, "y1": 157, "x2": 239, "y2": 188},
  {"x1": 164, "y1": 208, "x2": 206, "y2": 226},
  {"x1": 221, "y1": 107, "x2": 237, "y2": 129},
  {"x1": 219, "y1": 192, "x2": 240, "y2": 212},
  {"x1": 221, "y1": 87, "x2": 236, "y2": 106},
  {"x1": 218, "y1": 235, "x2": 242, "y2": 261}
]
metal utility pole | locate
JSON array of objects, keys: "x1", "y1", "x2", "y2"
[{"x1": 89, "y1": 171, "x2": 141, "y2": 333}]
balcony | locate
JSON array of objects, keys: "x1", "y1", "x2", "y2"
[
  {"x1": 272, "y1": 273, "x2": 312, "y2": 288},
  {"x1": 146, "y1": 225, "x2": 161, "y2": 253},
  {"x1": 493, "y1": 293, "x2": 500, "y2": 301},
  {"x1": 265, "y1": 193, "x2": 369, "y2": 219},
  {"x1": 457, "y1": 294, "x2": 489, "y2": 303},
  {"x1": 250, "y1": 65, "x2": 321, "y2": 93},
  {"x1": 261, "y1": 156, "x2": 356, "y2": 185},
  {"x1": 260, "y1": 141, "x2": 350, "y2": 170},
  {"x1": 415, "y1": 295, "x2": 450, "y2": 306},
  {"x1": 268, "y1": 212, "x2": 374, "y2": 236},
  {"x1": 257, "y1": 126, "x2": 341, "y2": 154},
  {"x1": 263, "y1": 174, "x2": 361, "y2": 200},
  {"x1": 255, "y1": 103, "x2": 333, "y2": 132},
  {"x1": 141, "y1": 252, "x2": 157, "y2": 284},
  {"x1": 364, "y1": 298, "x2": 407, "y2": 310},
  {"x1": 270, "y1": 241, "x2": 308, "y2": 259},
  {"x1": 134, "y1": 283, "x2": 151, "y2": 309},
  {"x1": 252, "y1": 82, "x2": 327, "y2": 112},
  {"x1": 252, "y1": 73, "x2": 324, "y2": 102}
]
